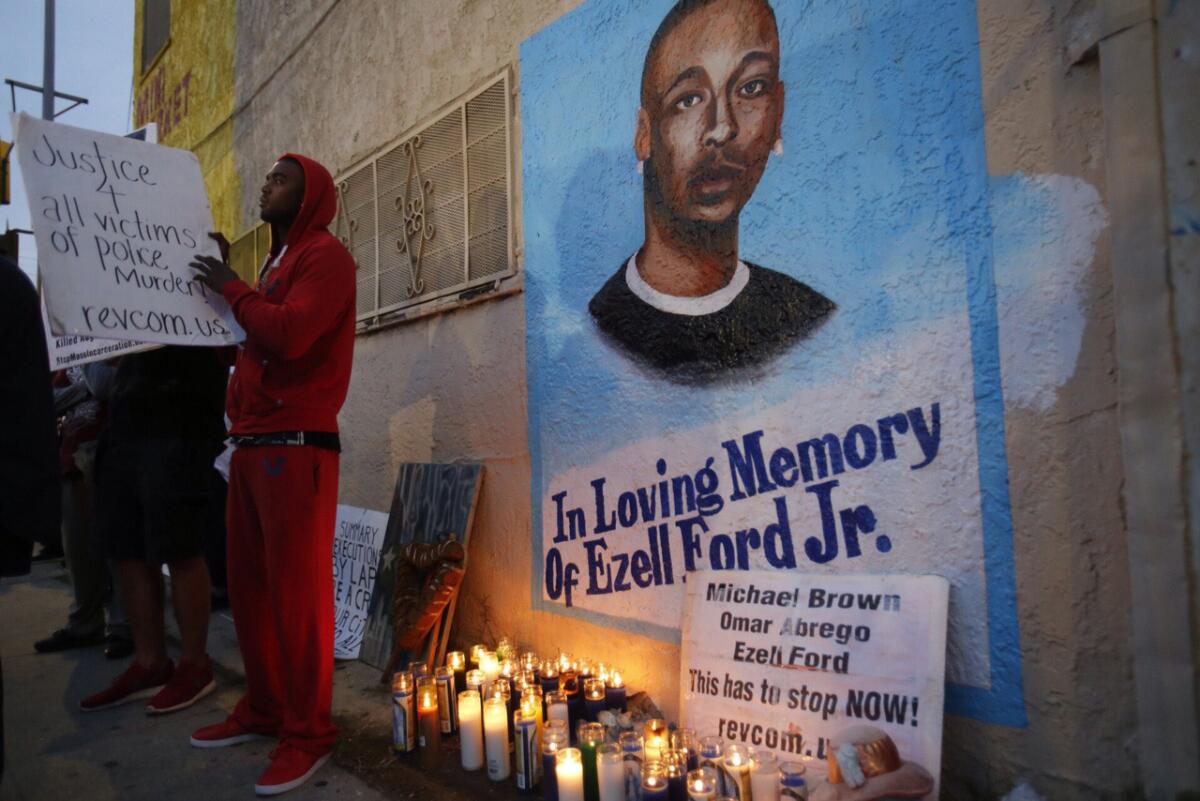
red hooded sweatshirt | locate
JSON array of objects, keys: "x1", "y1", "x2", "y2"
[{"x1": 221, "y1": 153, "x2": 355, "y2": 436}]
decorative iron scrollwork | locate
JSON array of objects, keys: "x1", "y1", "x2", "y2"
[
  {"x1": 335, "y1": 180, "x2": 359, "y2": 252},
  {"x1": 396, "y1": 135, "x2": 435, "y2": 297}
]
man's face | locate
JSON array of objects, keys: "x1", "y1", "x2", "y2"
[
  {"x1": 258, "y1": 159, "x2": 305, "y2": 225},
  {"x1": 639, "y1": 0, "x2": 783, "y2": 227}
]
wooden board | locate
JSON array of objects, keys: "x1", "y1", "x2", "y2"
[{"x1": 359, "y1": 463, "x2": 483, "y2": 670}]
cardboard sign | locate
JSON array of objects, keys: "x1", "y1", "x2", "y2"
[
  {"x1": 333, "y1": 504, "x2": 389, "y2": 660},
  {"x1": 13, "y1": 112, "x2": 243, "y2": 345},
  {"x1": 680, "y1": 570, "x2": 948, "y2": 799},
  {"x1": 41, "y1": 298, "x2": 156, "y2": 369}
]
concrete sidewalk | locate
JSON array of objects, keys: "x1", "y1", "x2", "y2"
[{"x1": 0, "y1": 563, "x2": 522, "y2": 800}]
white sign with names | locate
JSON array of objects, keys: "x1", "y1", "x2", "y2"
[
  {"x1": 333, "y1": 505, "x2": 389, "y2": 660},
  {"x1": 680, "y1": 570, "x2": 948, "y2": 799}
]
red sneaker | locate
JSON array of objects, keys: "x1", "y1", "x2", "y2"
[
  {"x1": 80, "y1": 660, "x2": 174, "y2": 712},
  {"x1": 146, "y1": 658, "x2": 216, "y2": 714},
  {"x1": 254, "y1": 745, "x2": 331, "y2": 796},
  {"x1": 191, "y1": 717, "x2": 274, "y2": 749}
]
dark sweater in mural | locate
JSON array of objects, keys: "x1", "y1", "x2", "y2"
[{"x1": 588, "y1": 259, "x2": 834, "y2": 382}]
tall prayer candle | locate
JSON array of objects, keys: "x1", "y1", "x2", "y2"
[
  {"x1": 479, "y1": 650, "x2": 501, "y2": 691},
  {"x1": 561, "y1": 669, "x2": 582, "y2": 735},
  {"x1": 583, "y1": 678, "x2": 607, "y2": 721},
  {"x1": 673, "y1": 729, "x2": 698, "y2": 771},
  {"x1": 619, "y1": 731, "x2": 643, "y2": 801},
  {"x1": 515, "y1": 709, "x2": 540, "y2": 791},
  {"x1": 470, "y1": 643, "x2": 486, "y2": 667},
  {"x1": 750, "y1": 749, "x2": 779, "y2": 801},
  {"x1": 466, "y1": 669, "x2": 486, "y2": 722},
  {"x1": 484, "y1": 695, "x2": 511, "y2": 780},
  {"x1": 521, "y1": 651, "x2": 541, "y2": 673},
  {"x1": 778, "y1": 761, "x2": 807, "y2": 799},
  {"x1": 557, "y1": 747, "x2": 586, "y2": 801},
  {"x1": 698, "y1": 736, "x2": 724, "y2": 792},
  {"x1": 490, "y1": 678, "x2": 514, "y2": 743},
  {"x1": 578, "y1": 722, "x2": 605, "y2": 801},
  {"x1": 721, "y1": 744, "x2": 751, "y2": 801},
  {"x1": 409, "y1": 660, "x2": 429, "y2": 680},
  {"x1": 458, "y1": 689, "x2": 484, "y2": 770},
  {"x1": 605, "y1": 670, "x2": 627, "y2": 712},
  {"x1": 543, "y1": 721, "x2": 570, "y2": 801},
  {"x1": 391, "y1": 671, "x2": 416, "y2": 753},
  {"x1": 597, "y1": 744, "x2": 624, "y2": 801},
  {"x1": 642, "y1": 760, "x2": 669, "y2": 801},
  {"x1": 539, "y1": 663, "x2": 561, "y2": 694},
  {"x1": 417, "y1": 678, "x2": 440, "y2": 769},
  {"x1": 547, "y1": 690, "x2": 570, "y2": 729},
  {"x1": 665, "y1": 749, "x2": 688, "y2": 801},
  {"x1": 687, "y1": 767, "x2": 717, "y2": 800},
  {"x1": 435, "y1": 666, "x2": 457, "y2": 734},
  {"x1": 643, "y1": 719, "x2": 668, "y2": 761},
  {"x1": 447, "y1": 650, "x2": 467, "y2": 694}
]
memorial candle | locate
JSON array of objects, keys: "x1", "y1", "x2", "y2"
[
  {"x1": 484, "y1": 695, "x2": 511, "y2": 780},
  {"x1": 465, "y1": 669, "x2": 486, "y2": 723},
  {"x1": 490, "y1": 678, "x2": 514, "y2": 743},
  {"x1": 543, "y1": 721, "x2": 570, "y2": 801},
  {"x1": 547, "y1": 690, "x2": 570, "y2": 729},
  {"x1": 458, "y1": 689, "x2": 484, "y2": 771},
  {"x1": 778, "y1": 761, "x2": 807, "y2": 800},
  {"x1": 672, "y1": 729, "x2": 698, "y2": 771},
  {"x1": 578, "y1": 722, "x2": 605, "y2": 801},
  {"x1": 605, "y1": 670, "x2": 627, "y2": 712},
  {"x1": 521, "y1": 692, "x2": 544, "y2": 781},
  {"x1": 561, "y1": 669, "x2": 582, "y2": 737},
  {"x1": 496, "y1": 636, "x2": 515, "y2": 662},
  {"x1": 721, "y1": 744, "x2": 751, "y2": 801},
  {"x1": 595, "y1": 663, "x2": 610, "y2": 684},
  {"x1": 435, "y1": 666, "x2": 457, "y2": 734},
  {"x1": 750, "y1": 749, "x2": 779, "y2": 801},
  {"x1": 597, "y1": 744, "x2": 624, "y2": 801},
  {"x1": 584, "y1": 678, "x2": 607, "y2": 721},
  {"x1": 521, "y1": 651, "x2": 541, "y2": 673},
  {"x1": 643, "y1": 719, "x2": 668, "y2": 761},
  {"x1": 409, "y1": 660, "x2": 429, "y2": 680},
  {"x1": 665, "y1": 749, "x2": 688, "y2": 801},
  {"x1": 687, "y1": 767, "x2": 718, "y2": 800},
  {"x1": 557, "y1": 747, "x2": 586, "y2": 801},
  {"x1": 515, "y1": 709, "x2": 540, "y2": 791},
  {"x1": 470, "y1": 643, "x2": 486, "y2": 668},
  {"x1": 479, "y1": 650, "x2": 501, "y2": 691},
  {"x1": 539, "y1": 663, "x2": 561, "y2": 693},
  {"x1": 417, "y1": 678, "x2": 440, "y2": 769},
  {"x1": 447, "y1": 650, "x2": 467, "y2": 694},
  {"x1": 391, "y1": 671, "x2": 416, "y2": 754},
  {"x1": 619, "y1": 731, "x2": 643, "y2": 801},
  {"x1": 698, "y1": 736, "x2": 724, "y2": 791},
  {"x1": 642, "y1": 760, "x2": 669, "y2": 801}
]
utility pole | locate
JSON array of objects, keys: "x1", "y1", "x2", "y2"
[{"x1": 41, "y1": 0, "x2": 54, "y2": 120}]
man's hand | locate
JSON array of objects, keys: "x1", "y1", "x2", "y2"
[{"x1": 191, "y1": 232, "x2": 237, "y2": 293}]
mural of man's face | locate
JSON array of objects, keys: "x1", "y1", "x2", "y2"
[{"x1": 638, "y1": 0, "x2": 784, "y2": 230}]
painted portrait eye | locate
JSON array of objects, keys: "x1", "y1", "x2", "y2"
[
  {"x1": 739, "y1": 79, "x2": 767, "y2": 98},
  {"x1": 674, "y1": 92, "x2": 703, "y2": 110}
]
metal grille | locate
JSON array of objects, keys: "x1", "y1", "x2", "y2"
[
  {"x1": 335, "y1": 72, "x2": 514, "y2": 327},
  {"x1": 229, "y1": 222, "x2": 271, "y2": 284}
]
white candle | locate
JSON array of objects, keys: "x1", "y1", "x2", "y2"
[
  {"x1": 598, "y1": 744, "x2": 625, "y2": 801},
  {"x1": 458, "y1": 690, "x2": 484, "y2": 771},
  {"x1": 484, "y1": 695, "x2": 511, "y2": 780},
  {"x1": 548, "y1": 690, "x2": 570, "y2": 727},
  {"x1": 557, "y1": 747, "x2": 585, "y2": 801},
  {"x1": 722, "y1": 744, "x2": 752, "y2": 800},
  {"x1": 750, "y1": 748, "x2": 780, "y2": 801}
]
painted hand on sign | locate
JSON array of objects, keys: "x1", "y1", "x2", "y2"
[{"x1": 12, "y1": 113, "x2": 244, "y2": 346}]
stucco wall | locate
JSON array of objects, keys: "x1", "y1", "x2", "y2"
[{"x1": 226, "y1": 1, "x2": 1135, "y2": 798}]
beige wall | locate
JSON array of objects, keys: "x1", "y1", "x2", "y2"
[{"x1": 225, "y1": 1, "x2": 1167, "y2": 798}]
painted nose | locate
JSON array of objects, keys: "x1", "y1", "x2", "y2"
[{"x1": 704, "y1": 93, "x2": 738, "y2": 147}]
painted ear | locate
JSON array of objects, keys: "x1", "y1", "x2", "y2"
[{"x1": 634, "y1": 107, "x2": 652, "y2": 163}]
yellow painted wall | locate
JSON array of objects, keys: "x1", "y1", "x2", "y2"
[{"x1": 132, "y1": 0, "x2": 239, "y2": 244}]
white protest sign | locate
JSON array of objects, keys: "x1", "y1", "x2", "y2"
[
  {"x1": 333, "y1": 504, "x2": 389, "y2": 660},
  {"x1": 13, "y1": 112, "x2": 243, "y2": 345},
  {"x1": 680, "y1": 571, "x2": 948, "y2": 800},
  {"x1": 41, "y1": 297, "x2": 156, "y2": 369}
]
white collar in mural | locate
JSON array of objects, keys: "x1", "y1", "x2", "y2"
[{"x1": 624, "y1": 252, "x2": 749, "y2": 316}]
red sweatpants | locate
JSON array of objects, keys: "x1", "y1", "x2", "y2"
[{"x1": 226, "y1": 444, "x2": 338, "y2": 754}]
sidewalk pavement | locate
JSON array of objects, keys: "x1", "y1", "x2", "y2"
[{"x1": 0, "y1": 563, "x2": 521, "y2": 800}]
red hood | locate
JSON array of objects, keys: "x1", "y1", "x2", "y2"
[{"x1": 274, "y1": 152, "x2": 337, "y2": 252}]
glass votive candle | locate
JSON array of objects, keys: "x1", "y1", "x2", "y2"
[
  {"x1": 597, "y1": 743, "x2": 624, "y2": 801},
  {"x1": 543, "y1": 720, "x2": 570, "y2": 801},
  {"x1": 577, "y1": 658, "x2": 594, "y2": 678},
  {"x1": 642, "y1": 759, "x2": 669, "y2": 800},
  {"x1": 521, "y1": 650, "x2": 541, "y2": 672},
  {"x1": 578, "y1": 722, "x2": 605, "y2": 800},
  {"x1": 479, "y1": 649, "x2": 500, "y2": 683},
  {"x1": 496, "y1": 636, "x2": 515, "y2": 661},
  {"x1": 547, "y1": 690, "x2": 570, "y2": 728},
  {"x1": 539, "y1": 662, "x2": 561, "y2": 693},
  {"x1": 501, "y1": 658, "x2": 518, "y2": 680},
  {"x1": 687, "y1": 767, "x2": 718, "y2": 800},
  {"x1": 673, "y1": 728, "x2": 698, "y2": 771},
  {"x1": 595, "y1": 662, "x2": 610, "y2": 684},
  {"x1": 721, "y1": 744, "x2": 752, "y2": 800},
  {"x1": 446, "y1": 650, "x2": 467, "y2": 693},
  {"x1": 779, "y1": 760, "x2": 807, "y2": 798},
  {"x1": 558, "y1": 652, "x2": 574, "y2": 672},
  {"x1": 750, "y1": 748, "x2": 780, "y2": 801},
  {"x1": 583, "y1": 677, "x2": 607, "y2": 720},
  {"x1": 556, "y1": 747, "x2": 585, "y2": 801},
  {"x1": 665, "y1": 748, "x2": 688, "y2": 800},
  {"x1": 466, "y1": 668, "x2": 486, "y2": 698},
  {"x1": 698, "y1": 735, "x2": 724, "y2": 773},
  {"x1": 604, "y1": 669, "x2": 627, "y2": 711},
  {"x1": 408, "y1": 659, "x2": 429, "y2": 679},
  {"x1": 619, "y1": 731, "x2": 643, "y2": 798},
  {"x1": 644, "y1": 718, "x2": 668, "y2": 760},
  {"x1": 390, "y1": 670, "x2": 416, "y2": 753},
  {"x1": 470, "y1": 643, "x2": 486, "y2": 666}
]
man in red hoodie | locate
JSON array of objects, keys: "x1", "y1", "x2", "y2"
[{"x1": 189, "y1": 154, "x2": 354, "y2": 796}]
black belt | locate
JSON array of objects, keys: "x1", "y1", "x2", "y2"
[{"x1": 230, "y1": 431, "x2": 341, "y2": 452}]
